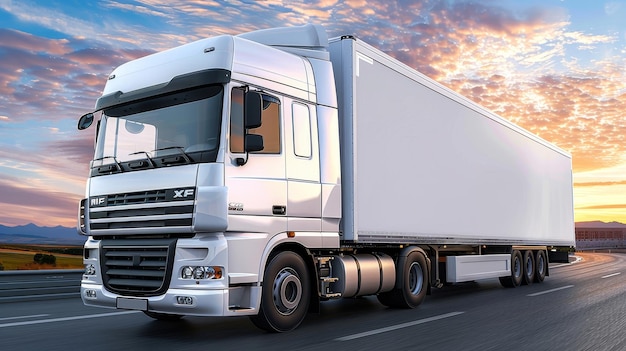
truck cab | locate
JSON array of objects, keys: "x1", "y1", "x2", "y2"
[{"x1": 79, "y1": 24, "x2": 341, "y2": 327}]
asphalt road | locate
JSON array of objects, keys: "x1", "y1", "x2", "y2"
[{"x1": 1, "y1": 252, "x2": 625, "y2": 351}]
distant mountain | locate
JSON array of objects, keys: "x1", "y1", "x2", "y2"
[
  {"x1": 0, "y1": 223, "x2": 85, "y2": 245},
  {"x1": 575, "y1": 221, "x2": 626, "y2": 229}
]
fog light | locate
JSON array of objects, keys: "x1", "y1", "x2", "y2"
[
  {"x1": 176, "y1": 296, "x2": 194, "y2": 305},
  {"x1": 84, "y1": 289, "x2": 97, "y2": 298},
  {"x1": 84, "y1": 264, "x2": 96, "y2": 276}
]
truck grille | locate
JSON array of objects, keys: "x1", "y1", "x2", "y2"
[
  {"x1": 100, "y1": 238, "x2": 176, "y2": 296},
  {"x1": 106, "y1": 189, "x2": 168, "y2": 205},
  {"x1": 88, "y1": 187, "x2": 195, "y2": 232}
]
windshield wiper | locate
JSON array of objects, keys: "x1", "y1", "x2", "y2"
[
  {"x1": 154, "y1": 146, "x2": 192, "y2": 164},
  {"x1": 92, "y1": 155, "x2": 123, "y2": 173},
  {"x1": 128, "y1": 151, "x2": 157, "y2": 168}
]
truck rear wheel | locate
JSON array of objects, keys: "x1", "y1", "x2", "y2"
[
  {"x1": 534, "y1": 250, "x2": 547, "y2": 282},
  {"x1": 499, "y1": 250, "x2": 523, "y2": 288},
  {"x1": 522, "y1": 250, "x2": 535, "y2": 285},
  {"x1": 250, "y1": 251, "x2": 310, "y2": 332},
  {"x1": 377, "y1": 250, "x2": 428, "y2": 309}
]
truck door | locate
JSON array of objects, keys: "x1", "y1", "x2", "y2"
[
  {"x1": 285, "y1": 99, "x2": 321, "y2": 232},
  {"x1": 225, "y1": 87, "x2": 287, "y2": 234}
]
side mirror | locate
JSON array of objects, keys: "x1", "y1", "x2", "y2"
[
  {"x1": 78, "y1": 113, "x2": 94, "y2": 130},
  {"x1": 244, "y1": 91, "x2": 262, "y2": 129},
  {"x1": 245, "y1": 134, "x2": 264, "y2": 152}
]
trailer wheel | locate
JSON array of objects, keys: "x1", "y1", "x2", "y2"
[
  {"x1": 499, "y1": 250, "x2": 523, "y2": 288},
  {"x1": 534, "y1": 250, "x2": 547, "y2": 283},
  {"x1": 143, "y1": 311, "x2": 183, "y2": 321},
  {"x1": 250, "y1": 251, "x2": 310, "y2": 332},
  {"x1": 522, "y1": 250, "x2": 535, "y2": 285},
  {"x1": 377, "y1": 250, "x2": 428, "y2": 309}
]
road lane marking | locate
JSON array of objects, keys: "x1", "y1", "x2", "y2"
[
  {"x1": 0, "y1": 311, "x2": 140, "y2": 328},
  {"x1": 335, "y1": 311, "x2": 465, "y2": 341},
  {"x1": 527, "y1": 285, "x2": 574, "y2": 297},
  {"x1": 0, "y1": 314, "x2": 50, "y2": 322},
  {"x1": 601, "y1": 272, "x2": 621, "y2": 279},
  {"x1": 0, "y1": 292, "x2": 79, "y2": 301},
  {"x1": 551, "y1": 256, "x2": 582, "y2": 268}
]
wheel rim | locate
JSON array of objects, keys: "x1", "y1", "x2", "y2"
[
  {"x1": 408, "y1": 262, "x2": 424, "y2": 295},
  {"x1": 272, "y1": 268, "x2": 302, "y2": 315},
  {"x1": 525, "y1": 255, "x2": 533, "y2": 278}
]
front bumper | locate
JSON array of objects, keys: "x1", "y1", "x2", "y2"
[{"x1": 81, "y1": 282, "x2": 260, "y2": 317}]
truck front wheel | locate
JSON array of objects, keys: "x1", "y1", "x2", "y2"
[{"x1": 250, "y1": 251, "x2": 310, "y2": 332}]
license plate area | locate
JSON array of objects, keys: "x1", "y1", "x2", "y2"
[{"x1": 116, "y1": 297, "x2": 148, "y2": 310}]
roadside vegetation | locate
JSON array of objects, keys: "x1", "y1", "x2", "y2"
[{"x1": 0, "y1": 244, "x2": 83, "y2": 270}]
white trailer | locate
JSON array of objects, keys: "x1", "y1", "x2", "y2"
[{"x1": 77, "y1": 24, "x2": 574, "y2": 332}]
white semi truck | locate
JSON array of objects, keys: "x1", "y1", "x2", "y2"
[{"x1": 77, "y1": 24, "x2": 575, "y2": 332}]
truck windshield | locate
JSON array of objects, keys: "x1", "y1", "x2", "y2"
[{"x1": 92, "y1": 85, "x2": 223, "y2": 172}]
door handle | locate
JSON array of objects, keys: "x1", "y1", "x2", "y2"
[{"x1": 272, "y1": 205, "x2": 286, "y2": 215}]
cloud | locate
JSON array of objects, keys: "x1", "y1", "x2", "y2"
[
  {"x1": 454, "y1": 71, "x2": 626, "y2": 172},
  {"x1": 0, "y1": 176, "x2": 81, "y2": 227},
  {"x1": 0, "y1": 1, "x2": 166, "y2": 49},
  {"x1": 0, "y1": 28, "x2": 71, "y2": 54},
  {"x1": 102, "y1": 0, "x2": 172, "y2": 18},
  {"x1": 604, "y1": 1, "x2": 622, "y2": 15},
  {"x1": 564, "y1": 31, "x2": 615, "y2": 46},
  {"x1": 0, "y1": 129, "x2": 92, "y2": 190},
  {"x1": 44, "y1": 134, "x2": 96, "y2": 166},
  {"x1": 1, "y1": 0, "x2": 625, "y2": 225},
  {"x1": 0, "y1": 131, "x2": 91, "y2": 226},
  {"x1": 346, "y1": 1, "x2": 625, "y2": 172},
  {"x1": 0, "y1": 29, "x2": 153, "y2": 123}
]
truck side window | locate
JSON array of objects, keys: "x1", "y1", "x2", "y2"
[
  {"x1": 292, "y1": 103, "x2": 311, "y2": 158},
  {"x1": 249, "y1": 95, "x2": 281, "y2": 154}
]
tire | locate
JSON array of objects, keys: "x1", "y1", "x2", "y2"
[
  {"x1": 250, "y1": 251, "x2": 310, "y2": 332},
  {"x1": 143, "y1": 311, "x2": 184, "y2": 321},
  {"x1": 376, "y1": 289, "x2": 396, "y2": 307},
  {"x1": 499, "y1": 250, "x2": 523, "y2": 288},
  {"x1": 377, "y1": 250, "x2": 428, "y2": 309},
  {"x1": 522, "y1": 250, "x2": 535, "y2": 285},
  {"x1": 534, "y1": 250, "x2": 547, "y2": 283}
]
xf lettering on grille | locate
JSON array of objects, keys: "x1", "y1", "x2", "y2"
[{"x1": 173, "y1": 189, "x2": 194, "y2": 198}]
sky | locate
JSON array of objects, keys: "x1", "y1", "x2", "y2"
[{"x1": 0, "y1": 0, "x2": 625, "y2": 228}]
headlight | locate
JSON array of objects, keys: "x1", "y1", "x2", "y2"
[
  {"x1": 192, "y1": 266, "x2": 205, "y2": 280},
  {"x1": 182, "y1": 266, "x2": 193, "y2": 279},
  {"x1": 204, "y1": 267, "x2": 217, "y2": 279},
  {"x1": 180, "y1": 266, "x2": 223, "y2": 280}
]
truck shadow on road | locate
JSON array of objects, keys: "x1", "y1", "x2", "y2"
[{"x1": 133, "y1": 279, "x2": 521, "y2": 343}]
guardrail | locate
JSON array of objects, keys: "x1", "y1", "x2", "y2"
[{"x1": 0, "y1": 269, "x2": 83, "y2": 302}]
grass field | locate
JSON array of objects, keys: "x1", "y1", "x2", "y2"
[{"x1": 0, "y1": 244, "x2": 83, "y2": 270}]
